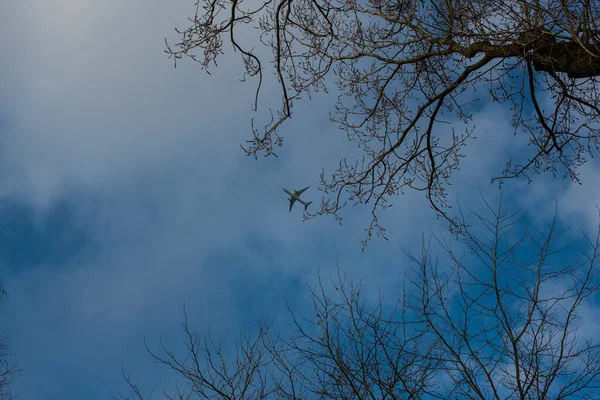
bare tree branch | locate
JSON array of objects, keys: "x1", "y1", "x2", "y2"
[
  {"x1": 0, "y1": 282, "x2": 19, "y2": 400},
  {"x1": 167, "y1": 0, "x2": 600, "y2": 246},
  {"x1": 122, "y1": 191, "x2": 600, "y2": 399}
]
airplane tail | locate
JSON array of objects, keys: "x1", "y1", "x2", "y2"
[{"x1": 304, "y1": 201, "x2": 313, "y2": 211}]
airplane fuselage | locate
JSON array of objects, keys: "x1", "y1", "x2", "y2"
[
  {"x1": 283, "y1": 188, "x2": 308, "y2": 205},
  {"x1": 283, "y1": 187, "x2": 312, "y2": 212}
]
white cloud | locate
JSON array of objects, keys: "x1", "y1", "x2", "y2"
[
  {"x1": 1, "y1": 0, "x2": 598, "y2": 399},
  {"x1": 0, "y1": 0, "x2": 263, "y2": 206},
  {"x1": 558, "y1": 161, "x2": 600, "y2": 232}
]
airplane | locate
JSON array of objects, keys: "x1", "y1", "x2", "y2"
[{"x1": 283, "y1": 186, "x2": 312, "y2": 212}]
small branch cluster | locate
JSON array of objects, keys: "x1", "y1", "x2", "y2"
[
  {"x1": 167, "y1": 0, "x2": 600, "y2": 245},
  {"x1": 117, "y1": 195, "x2": 600, "y2": 399}
]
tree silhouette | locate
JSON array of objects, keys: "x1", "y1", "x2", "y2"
[
  {"x1": 166, "y1": 0, "x2": 600, "y2": 244},
  {"x1": 116, "y1": 194, "x2": 600, "y2": 399},
  {"x1": 0, "y1": 282, "x2": 19, "y2": 400}
]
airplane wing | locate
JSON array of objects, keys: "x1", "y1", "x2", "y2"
[
  {"x1": 289, "y1": 198, "x2": 296, "y2": 212},
  {"x1": 294, "y1": 186, "x2": 310, "y2": 196}
]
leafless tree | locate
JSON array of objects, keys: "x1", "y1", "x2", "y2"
[
  {"x1": 166, "y1": 0, "x2": 600, "y2": 244},
  {"x1": 0, "y1": 282, "x2": 19, "y2": 400},
  {"x1": 403, "y1": 197, "x2": 600, "y2": 399},
  {"x1": 118, "y1": 194, "x2": 600, "y2": 399}
]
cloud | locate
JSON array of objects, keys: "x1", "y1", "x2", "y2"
[
  {"x1": 0, "y1": 0, "x2": 261, "y2": 206},
  {"x1": 558, "y1": 161, "x2": 600, "y2": 232},
  {"x1": 1, "y1": 0, "x2": 599, "y2": 399}
]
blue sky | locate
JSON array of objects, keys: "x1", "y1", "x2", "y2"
[{"x1": 1, "y1": 1, "x2": 599, "y2": 399}]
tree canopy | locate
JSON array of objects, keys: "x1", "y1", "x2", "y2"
[
  {"x1": 166, "y1": 0, "x2": 600, "y2": 242},
  {"x1": 116, "y1": 195, "x2": 600, "y2": 399}
]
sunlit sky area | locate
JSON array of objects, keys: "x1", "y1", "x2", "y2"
[{"x1": 1, "y1": 1, "x2": 600, "y2": 399}]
